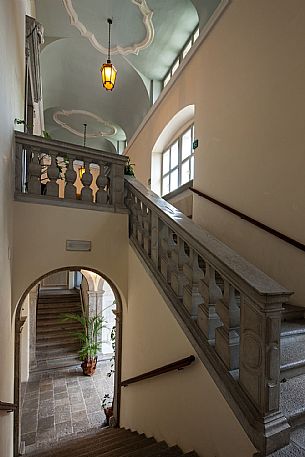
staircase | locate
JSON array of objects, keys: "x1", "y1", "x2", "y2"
[
  {"x1": 35, "y1": 288, "x2": 82, "y2": 371},
  {"x1": 25, "y1": 427, "x2": 197, "y2": 457}
]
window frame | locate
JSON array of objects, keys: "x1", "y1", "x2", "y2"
[
  {"x1": 161, "y1": 124, "x2": 195, "y2": 196},
  {"x1": 162, "y1": 25, "x2": 199, "y2": 89}
]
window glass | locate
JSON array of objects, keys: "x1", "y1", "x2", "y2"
[
  {"x1": 164, "y1": 73, "x2": 171, "y2": 87},
  {"x1": 183, "y1": 39, "x2": 192, "y2": 58},
  {"x1": 163, "y1": 149, "x2": 170, "y2": 175},
  {"x1": 162, "y1": 175, "x2": 169, "y2": 196},
  {"x1": 190, "y1": 156, "x2": 194, "y2": 179},
  {"x1": 182, "y1": 128, "x2": 192, "y2": 160},
  {"x1": 171, "y1": 141, "x2": 179, "y2": 168},
  {"x1": 181, "y1": 160, "x2": 190, "y2": 185},
  {"x1": 170, "y1": 169, "x2": 179, "y2": 192},
  {"x1": 172, "y1": 59, "x2": 179, "y2": 75}
]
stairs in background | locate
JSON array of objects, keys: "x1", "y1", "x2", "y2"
[
  {"x1": 34, "y1": 288, "x2": 82, "y2": 371},
  {"x1": 25, "y1": 427, "x2": 197, "y2": 457},
  {"x1": 278, "y1": 304, "x2": 305, "y2": 452}
]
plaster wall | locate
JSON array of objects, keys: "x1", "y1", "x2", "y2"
[
  {"x1": 120, "y1": 247, "x2": 255, "y2": 457},
  {"x1": 125, "y1": 0, "x2": 305, "y2": 306},
  {"x1": 12, "y1": 202, "x2": 129, "y2": 312},
  {"x1": 0, "y1": 0, "x2": 31, "y2": 455}
]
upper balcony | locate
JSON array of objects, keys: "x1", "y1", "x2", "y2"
[{"x1": 14, "y1": 131, "x2": 128, "y2": 213}]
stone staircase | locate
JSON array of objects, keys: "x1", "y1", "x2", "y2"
[
  {"x1": 273, "y1": 305, "x2": 305, "y2": 455},
  {"x1": 25, "y1": 427, "x2": 197, "y2": 457},
  {"x1": 35, "y1": 289, "x2": 82, "y2": 371}
]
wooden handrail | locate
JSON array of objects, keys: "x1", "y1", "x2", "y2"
[
  {"x1": 121, "y1": 355, "x2": 195, "y2": 387},
  {"x1": 0, "y1": 401, "x2": 17, "y2": 412},
  {"x1": 190, "y1": 187, "x2": 305, "y2": 253}
]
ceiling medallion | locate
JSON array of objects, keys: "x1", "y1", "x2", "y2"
[
  {"x1": 62, "y1": 0, "x2": 154, "y2": 55},
  {"x1": 53, "y1": 110, "x2": 117, "y2": 138}
]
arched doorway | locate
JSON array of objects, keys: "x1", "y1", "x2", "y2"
[{"x1": 14, "y1": 266, "x2": 123, "y2": 456}]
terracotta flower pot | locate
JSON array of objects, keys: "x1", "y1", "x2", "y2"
[{"x1": 81, "y1": 357, "x2": 97, "y2": 376}]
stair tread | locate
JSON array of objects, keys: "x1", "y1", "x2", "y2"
[
  {"x1": 281, "y1": 320, "x2": 305, "y2": 337},
  {"x1": 280, "y1": 373, "x2": 305, "y2": 423},
  {"x1": 281, "y1": 333, "x2": 305, "y2": 367}
]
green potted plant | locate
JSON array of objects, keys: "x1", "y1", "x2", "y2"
[
  {"x1": 61, "y1": 313, "x2": 106, "y2": 376},
  {"x1": 101, "y1": 324, "x2": 116, "y2": 425},
  {"x1": 124, "y1": 158, "x2": 135, "y2": 176}
]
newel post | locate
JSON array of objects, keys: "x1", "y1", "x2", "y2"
[
  {"x1": 239, "y1": 293, "x2": 291, "y2": 453},
  {"x1": 110, "y1": 163, "x2": 124, "y2": 209}
]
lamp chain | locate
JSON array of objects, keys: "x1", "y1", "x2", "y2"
[{"x1": 107, "y1": 18, "x2": 112, "y2": 62}]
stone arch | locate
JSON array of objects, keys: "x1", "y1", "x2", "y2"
[
  {"x1": 14, "y1": 265, "x2": 123, "y2": 457},
  {"x1": 151, "y1": 104, "x2": 195, "y2": 195}
]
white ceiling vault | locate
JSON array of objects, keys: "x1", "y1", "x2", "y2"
[{"x1": 35, "y1": 0, "x2": 220, "y2": 152}]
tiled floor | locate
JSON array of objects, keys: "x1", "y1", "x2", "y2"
[{"x1": 21, "y1": 360, "x2": 114, "y2": 453}]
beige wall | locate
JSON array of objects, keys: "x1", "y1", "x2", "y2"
[
  {"x1": 125, "y1": 0, "x2": 305, "y2": 306},
  {"x1": 120, "y1": 247, "x2": 255, "y2": 457},
  {"x1": 12, "y1": 202, "x2": 129, "y2": 313},
  {"x1": 0, "y1": 0, "x2": 30, "y2": 455}
]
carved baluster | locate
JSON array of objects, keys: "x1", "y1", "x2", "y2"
[
  {"x1": 170, "y1": 236, "x2": 188, "y2": 297},
  {"x1": 151, "y1": 212, "x2": 159, "y2": 268},
  {"x1": 46, "y1": 152, "x2": 60, "y2": 197},
  {"x1": 183, "y1": 250, "x2": 204, "y2": 319},
  {"x1": 197, "y1": 264, "x2": 222, "y2": 342},
  {"x1": 110, "y1": 163, "x2": 124, "y2": 209},
  {"x1": 215, "y1": 280, "x2": 240, "y2": 370},
  {"x1": 159, "y1": 225, "x2": 176, "y2": 284},
  {"x1": 64, "y1": 156, "x2": 77, "y2": 200},
  {"x1": 136, "y1": 199, "x2": 144, "y2": 247},
  {"x1": 28, "y1": 148, "x2": 42, "y2": 195},
  {"x1": 81, "y1": 161, "x2": 93, "y2": 202},
  {"x1": 142, "y1": 204, "x2": 151, "y2": 256},
  {"x1": 96, "y1": 162, "x2": 108, "y2": 205},
  {"x1": 129, "y1": 192, "x2": 138, "y2": 239}
]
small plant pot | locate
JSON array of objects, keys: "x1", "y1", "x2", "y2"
[
  {"x1": 81, "y1": 357, "x2": 97, "y2": 376},
  {"x1": 103, "y1": 406, "x2": 113, "y2": 426}
]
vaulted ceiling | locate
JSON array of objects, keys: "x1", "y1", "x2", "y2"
[{"x1": 35, "y1": 0, "x2": 220, "y2": 152}]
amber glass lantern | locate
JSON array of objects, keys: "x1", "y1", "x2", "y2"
[
  {"x1": 101, "y1": 60, "x2": 117, "y2": 91},
  {"x1": 101, "y1": 19, "x2": 117, "y2": 91}
]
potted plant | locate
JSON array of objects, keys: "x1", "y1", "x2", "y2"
[
  {"x1": 61, "y1": 313, "x2": 106, "y2": 376},
  {"x1": 101, "y1": 324, "x2": 116, "y2": 426},
  {"x1": 101, "y1": 394, "x2": 113, "y2": 426},
  {"x1": 124, "y1": 158, "x2": 135, "y2": 176}
]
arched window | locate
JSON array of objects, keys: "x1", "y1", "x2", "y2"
[
  {"x1": 151, "y1": 105, "x2": 195, "y2": 197},
  {"x1": 161, "y1": 124, "x2": 194, "y2": 196}
]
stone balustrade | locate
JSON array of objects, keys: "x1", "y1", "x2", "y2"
[
  {"x1": 15, "y1": 131, "x2": 128, "y2": 212},
  {"x1": 125, "y1": 176, "x2": 293, "y2": 455}
]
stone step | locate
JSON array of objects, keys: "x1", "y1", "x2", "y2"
[
  {"x1": 37, "y1": 312, "x2": 82, "y2": 321},
  {"x1": 27, "y1": 430, "x2": 151, "y2": 457},
  {"x1": 37, "y1": 305, "x2": 81, "y2": 314},
  {"x1": 281, "y1": 320, "x2": 305, "y2": 337},
  {"x1": 282, "y1": 304, "x2": 305, "y2": 322},
  {"x1": 36, "y1": 318, "x2": 82, "y2": 327},
  {"x1": 36, "y1": 335, "x2": 79, "y2": 347},
  {"x1": 280, "y1": 372, "x2": 305, "y2": 429},
  {"x1": 280, "y1": 333, "x2": 305, "y2": 380},
  {"x1": 25, "y1": 427, "x2": 194, "y2": 457},
  {"x1": 36, "y1": 349, "x2": 80, "y2": 361}
]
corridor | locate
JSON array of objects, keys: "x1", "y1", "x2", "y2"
[{"x1": 21, "y1": 361, "x2": 113, "y2": 453}]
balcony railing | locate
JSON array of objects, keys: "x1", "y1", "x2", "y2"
[
  {"x1": 15, "y1": 131, "x2": 128, "y2": 212},
  {"x1": 125, "y1": 176, "x2": 293, "y2": 455}
]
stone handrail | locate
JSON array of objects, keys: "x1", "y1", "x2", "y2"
[
  {"x1": 125, "y1": 176, "x2": 293, "y2": 455},
  {"x1": 15, "y1": 131, "x2": 128, "y2": 212}
]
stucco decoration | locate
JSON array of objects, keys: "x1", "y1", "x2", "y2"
[
  {"x1": 62, "y1": 0, "x2": 154, "y2": 55},
  {"x1": 53, "y1": 109, "x2": 117, "y2": 138}
]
